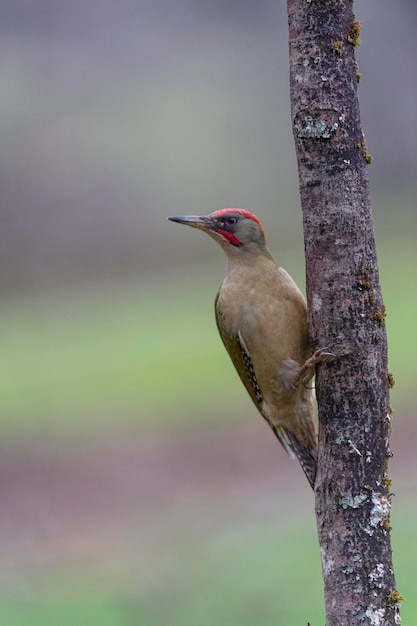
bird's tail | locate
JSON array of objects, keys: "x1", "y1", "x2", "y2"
[
  {"x1": 271, "y1": 425, "x2": 317, "y2": 489},
  {"x1": 286, "y1": 430, "x2": 317, "y2": 489}
]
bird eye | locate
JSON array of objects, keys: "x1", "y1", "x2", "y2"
[{"x1": 226, "y1": 216, "x2": 237, "y2": 226}]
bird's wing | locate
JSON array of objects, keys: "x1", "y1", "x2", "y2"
[{"x1": 215, "y1": 295, "x2": 296, "y2": 460}]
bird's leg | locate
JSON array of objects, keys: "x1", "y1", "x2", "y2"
[{"x1": 298, "y1": 348, "x2": 336, "y2": 387}]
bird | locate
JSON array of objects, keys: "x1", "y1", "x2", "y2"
[{"x1": 168, "y1": 208, "x2": 328, "y2": 488}]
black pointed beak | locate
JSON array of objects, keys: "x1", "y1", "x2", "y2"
[{"x1": 168, "y1": 215, "x2": 213, "y2": 231}]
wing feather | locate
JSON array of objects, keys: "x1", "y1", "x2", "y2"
[
  {"x1": 215, "y1": 292, "x2": 317, "y2": 487},
  {"x1": 215, "y1": 293, "x2": 296, "y2": 460}
]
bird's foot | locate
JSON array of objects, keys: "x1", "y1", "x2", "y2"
[{"x1": 298, "y1": 348, "x2": 336, "y2": 387}]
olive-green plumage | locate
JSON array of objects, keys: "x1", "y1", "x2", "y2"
[{"x1": 169, "y1": 208, "x2": 319, "y2": 488}]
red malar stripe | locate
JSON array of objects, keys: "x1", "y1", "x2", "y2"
[{"x1": 217, "y1": 229, "x2": 243, "y2": 247}]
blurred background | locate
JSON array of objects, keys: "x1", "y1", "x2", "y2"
[{"x1": 1, "y1": 1, "x2": 416, "y2": 624}]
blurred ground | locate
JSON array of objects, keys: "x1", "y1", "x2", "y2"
[
  {"x1": 1, "y1": 417, "x2": 416, "y2": 625},
  {"x1": 1, "y1": 422, "x2": 313, "y2": 565},
  {"x1": 1, "y1": 419, "x2": 416, "y2": 571}
]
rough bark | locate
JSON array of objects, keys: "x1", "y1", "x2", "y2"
[{"x1": 287, "y1": 1, "x2": 402, "y2": 625}]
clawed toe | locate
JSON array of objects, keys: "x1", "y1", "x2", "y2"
[
  {"x1": 312, "y1": 347, "x2": 336, "y2": 363},
  {"x1": 299, "y1": 347, "x2": 336, "y2": 386}
]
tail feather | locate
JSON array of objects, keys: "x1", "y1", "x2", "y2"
[
  {"x1": 271, "y1": 425, "x2": 317, "y2": 489},
  {"x1": 286, "y1": 431, "x2": 317, "y2": 489}
]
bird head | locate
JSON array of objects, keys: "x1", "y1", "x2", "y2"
[{"x1": 168, "y1": 208, "x2": 267, "y2": 253}]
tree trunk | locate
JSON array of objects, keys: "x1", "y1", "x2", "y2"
[{"x1": 287, "y1": 1, "x2": 402, "y2": 624}]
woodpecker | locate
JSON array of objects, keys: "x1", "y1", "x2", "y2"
[{"x1": 169, "y1": 208, "x2": 327, "y2": 488}]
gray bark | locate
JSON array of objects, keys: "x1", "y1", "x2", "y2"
[{"x1": 287, "y1": 1, "x2": 402, "y2": 624}]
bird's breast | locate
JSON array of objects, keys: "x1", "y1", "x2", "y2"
[{"x1": 217, "y1": 269, "x2": 310, "y2": 382}]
